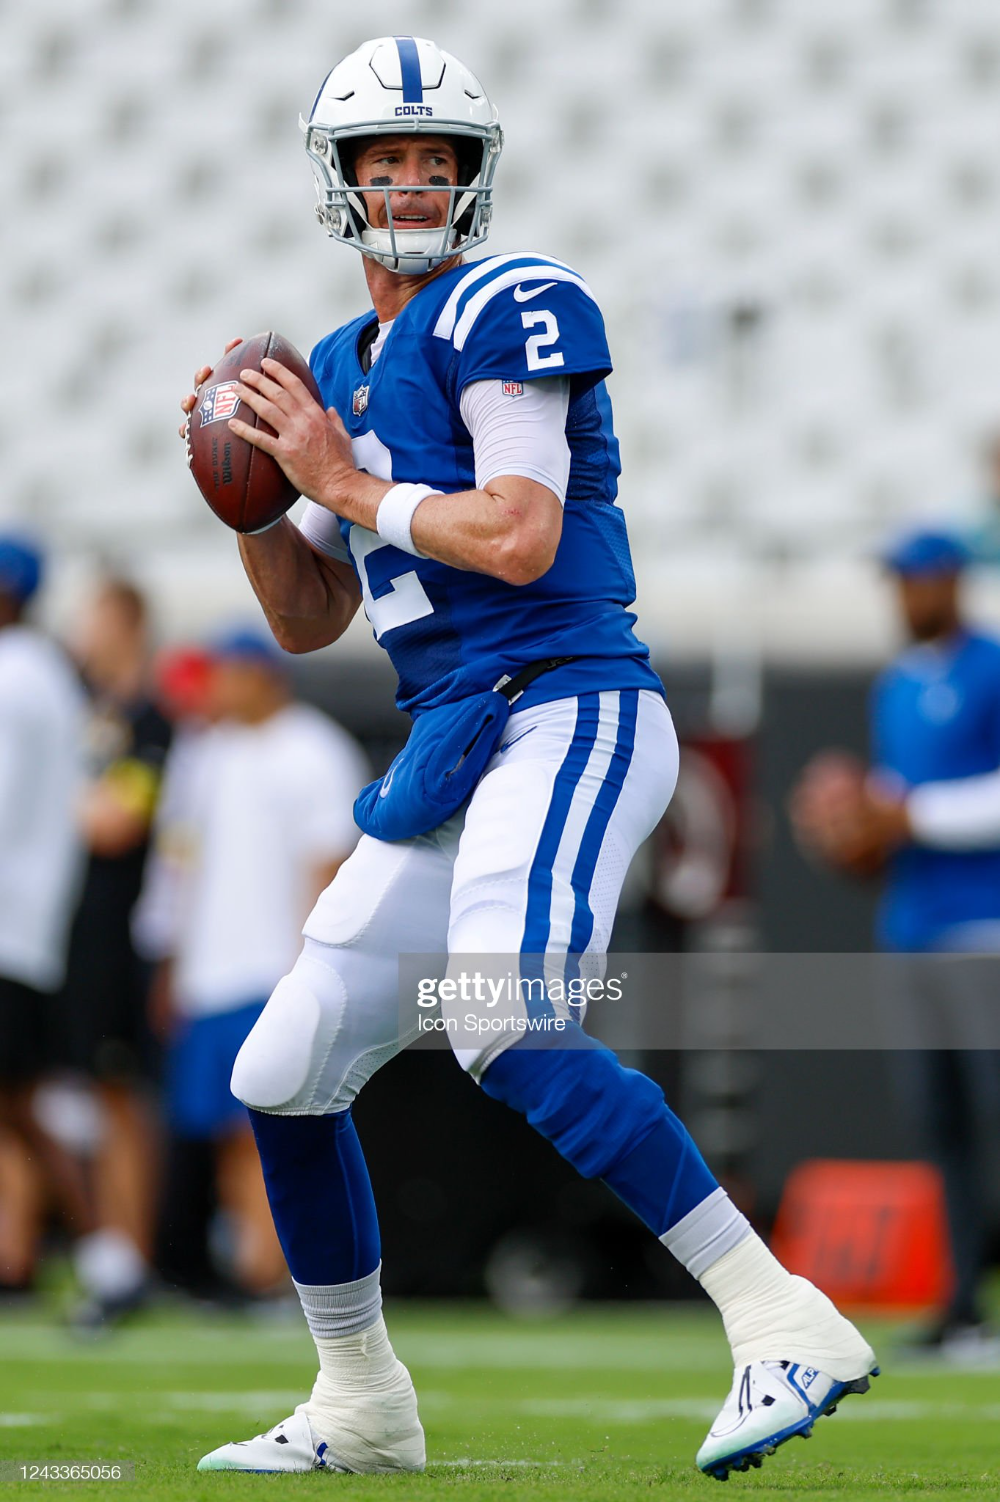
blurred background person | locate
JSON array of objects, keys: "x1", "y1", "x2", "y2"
[
  {"x1": 60, "y1": 577, "x2": 173, "y2": 1325},
  {"x1": 791, "y1": 529, "x2": 1000, "y2": 1357},
  {"x1": 135, "y1": 628, "x2": 368, "y2": 1304},
  {"x1": 0, "y1": 536, "x2": 88, "y2": 1296},
  {"x1": 135, "y1": 643, "x2": 217, "y2": 1027}
]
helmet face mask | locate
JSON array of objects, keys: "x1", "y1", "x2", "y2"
[{"x1": 302, "y1": 37, "x2": 502, "y2": 275}]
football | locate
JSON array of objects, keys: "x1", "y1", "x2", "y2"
[
  {"x1": 186, "y1": 332, "x2": 322, "y2": 534},
  {"x1": 789, "y1": 750, "x2": 885, "y2": 876}
]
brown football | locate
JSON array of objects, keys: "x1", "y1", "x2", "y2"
[{"x1": 187, "y1": 332, "x2": 322, "y2": 534}]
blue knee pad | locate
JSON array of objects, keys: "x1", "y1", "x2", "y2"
[{"x1": 479, "y1": 1027, "x2": 718, "y2": 1237}]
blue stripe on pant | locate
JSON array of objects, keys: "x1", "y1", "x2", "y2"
[
  {"x1": 520, "y1": 690, "x2": 638, "y2": 994},
  {"x1": 519, "y1": 692, "x2": 601, "y2": 1015},
  {"x1": 568, "y1": 688, "x2": 639, "y2": 961}
]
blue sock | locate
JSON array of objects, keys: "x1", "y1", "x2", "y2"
[
  {"x1": 479, "y1": 1027, "x2": 718, "y2": 1237},
  {"x1": 248, "y1": 1107, "x2": 380, "y2": 1285}
]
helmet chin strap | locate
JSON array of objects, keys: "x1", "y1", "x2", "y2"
[{"x1": 359, "y1": 224, "x2": 458, "y2": 275}]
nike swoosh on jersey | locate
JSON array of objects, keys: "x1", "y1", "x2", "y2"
[
  {"x1": 512, "y1": 282, "x2": 558, "y2": 302},
  {"x1": 379, "y1": 763, "x2": 398, "y2": 798}
]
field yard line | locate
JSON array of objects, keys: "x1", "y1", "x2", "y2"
[
  {"x1": 164, "y1": 1389, "x2": 458, "y2": 1411},
  {"x1": 0, "y1": 1326, "x2": 730, "y2": 1371},
  {"x1": 531, "y1": 1399, "x2": 716, "y2": 1421},
  {"x1": 164, "y1": 1391, "x2": 306, "y2": 1411},
  {"x1": 827, "y1": 1401, "x2": 1000, "y2": 1422},
  {"x1": 395, "y1": 1335, "x2": 727, "y2": 1371},
  {"x1": 50, "y1": 1391, "x2": 1000, "y2": 1426},
  {"x1": 51, "y1": 1389, "x2": 460, "y2": 1414},
  {"x1": 525, "y1": 1397, "x2": 1000, "y2": 1423},
  {"x1": 0, "y1": 1328, "x2": 311, "y2": 1364},
  {"x1": 0, "y1": 1416, "x2": 46, "y2": 1426}
]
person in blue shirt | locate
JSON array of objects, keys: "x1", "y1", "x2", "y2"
[
  {"x1": 182, "y1": 36, "x2": 874, "y2": 1480},
  {"x1": 872, "y1": 532, "x2": 1000, "y2": 951},
  {"x1": 793, "y1": 527, "x2": 1000, "y2": 1354}
]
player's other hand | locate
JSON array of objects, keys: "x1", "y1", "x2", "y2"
[
  {"x1": 229, "y1": 359, "x2": 358, "y2": 508},
  {"x1": 177, "y1": 337, "x2": 243, "y2": 439},
  {"x1": 790, "y1": 751, "x2": 867, "y2": 858},
  {"x1": 789, "y1": 751, "x2": 905, "y2": 877}
]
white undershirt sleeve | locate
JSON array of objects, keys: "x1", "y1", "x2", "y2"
[
  {"x1": 298, "y1": 501, "x2": 351, "y2": 563},
  {"x1": 299, "y1": 373, "x2": 570, "y2": 555},
  {"x1": 459, "y1": 376, "x2": 572, "y2": 503},
  {"x1": 907, "y1": 768, "x2": 1000, "y2": 849}
]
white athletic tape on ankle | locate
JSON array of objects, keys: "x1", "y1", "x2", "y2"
[{"x1": 697, "y1": 1231, "x2": 875, "y2": 1378}]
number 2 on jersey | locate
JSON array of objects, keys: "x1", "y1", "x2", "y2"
[
  {"x1": 521, "y1": 309, "x2": 565, "y2": 371},
  {"x1": 349, "y1": 429, "x2": 434, "y2": 640}
]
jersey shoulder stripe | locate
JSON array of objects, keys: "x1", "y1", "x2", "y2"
[
  {"x1": 432, "y1": 252, "x2": 587, "y2": 344},
  {"x1": 449, "y1": 267, "x2": 597, "y2": 353}
]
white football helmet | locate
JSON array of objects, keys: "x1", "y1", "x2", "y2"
[{"x1": 301, "y1": 37, "x2": 502, "y2": 274}]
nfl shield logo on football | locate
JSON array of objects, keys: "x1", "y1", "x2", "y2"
[
  {"x1": 200, "y1": 381, "x2": 242, "y2": 425},
  {"x1": 502, "y1": 380, "x2": 523, "y2": 398},
  {"x1": 353, "y1": 385, "x2": 370, "y2": 416}
]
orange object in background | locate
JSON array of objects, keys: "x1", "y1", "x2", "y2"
[{"x1": 770, "y1": 1159, "x2": 954, "y2": 1313}]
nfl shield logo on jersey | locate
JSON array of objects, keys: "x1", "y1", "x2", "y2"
[
  {"x1": 353, "y1": 384, "x2": 370, "y2": 416},
  {"x1": 502, "y1": 380, "x2": 523, "y2": 397},
  {"x1": 200, "y1": 381, "x2": 242, "y2": 425}
]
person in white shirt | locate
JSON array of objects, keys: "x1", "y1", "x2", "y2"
[
  {"x1": 135, "y1": 627, "x2": 367, "y2": 1298},
  {"x1": 0, "y1": 535, "x2": 88, "y2": 1292}
]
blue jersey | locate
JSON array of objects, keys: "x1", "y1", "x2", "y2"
[
  {"x1": 309, "y1": 253, "x2": 662, "y2": 716},
  {"x1": 872, "y1": 629, "x2": 1000, "y2": 950}
]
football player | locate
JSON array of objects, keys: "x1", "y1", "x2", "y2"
[{"x1": 181, "y1": 37, "x2": 876, "y2": 1480}]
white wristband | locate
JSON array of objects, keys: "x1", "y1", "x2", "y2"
[{"x1": 375, "y1": 483, "x2": 436, "y2": 556}]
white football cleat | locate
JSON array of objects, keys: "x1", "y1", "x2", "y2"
[
  {"x1": 197, "y1": 1398, "x2": 426, "y2": 1474},
  {"x1": 696, "y1": 1358, "x2": 878, "y2": 1481},
  {"x1": 198, "y1": 1407, "x2": 337, "y2": 1473}
]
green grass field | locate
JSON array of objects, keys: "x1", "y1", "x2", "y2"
[{"x1": 1, "y1": 1301, "x2": 998, "y2": 1500}]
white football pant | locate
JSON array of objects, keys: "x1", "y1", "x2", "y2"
[{"x1": 231, "y1": 688, "x2": 677, "y2": 1113}]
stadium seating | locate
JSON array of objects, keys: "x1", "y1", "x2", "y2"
[{"x1": 4, "y1": 0, "x2": 1000, "y2": 651}]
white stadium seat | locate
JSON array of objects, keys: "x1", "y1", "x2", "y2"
[{"x1": 4, "y1": 0, "x2": 1000, "y2": 652}]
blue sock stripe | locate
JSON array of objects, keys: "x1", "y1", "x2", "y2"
[
  {"x1": 521, "y1": 694, "x2": 601, "y2": 961},
  {"x1": 394, "y1": 36, "x2": 424, "y2": 103},
  {"x1": 567, "y1": 689, "x2": 639, "y2": 960}
]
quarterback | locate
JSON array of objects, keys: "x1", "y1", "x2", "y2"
[{"x1": 181, "y1": 37, "x2": 876, "y2": 1481}]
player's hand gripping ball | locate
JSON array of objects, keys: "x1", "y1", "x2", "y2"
[{"x1": 186, "y1": 333, "x2": 323, "y2": 534}]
